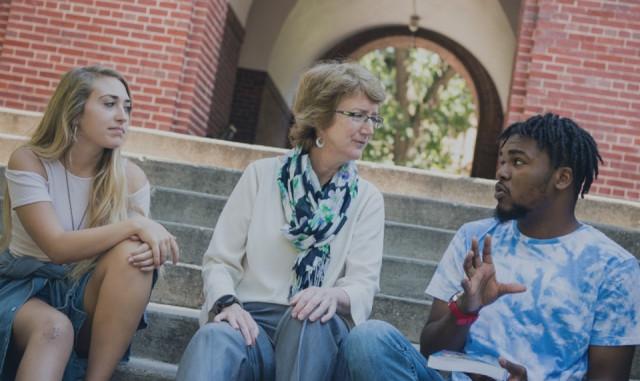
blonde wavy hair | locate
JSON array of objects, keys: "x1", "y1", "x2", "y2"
[
  {"x1": 1, "y1": 66, "x2": 132, "y2": 278},
  {"x1": 289, "y1": 61, "x2": 386, "y2": 152}
]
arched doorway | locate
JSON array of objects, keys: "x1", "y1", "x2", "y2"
[{"x1": 322, "y1": 26, "x2": 503, "y2": 179}]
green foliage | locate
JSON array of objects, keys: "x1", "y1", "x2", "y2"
[{"x1": 359, "y1": 47, "x2": 478, "y2": 174}]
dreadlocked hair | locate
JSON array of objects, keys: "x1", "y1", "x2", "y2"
[{"x1": 498, "y1": 113, "x2": 603, "y2": 199}]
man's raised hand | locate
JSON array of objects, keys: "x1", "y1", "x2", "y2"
[{"x1": 458, "y1": 235, "x2": 526, "y2": 313}]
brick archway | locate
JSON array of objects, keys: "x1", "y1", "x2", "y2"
[{"x1": 322, "y1": 26, "x2": 503, "y2": 179}]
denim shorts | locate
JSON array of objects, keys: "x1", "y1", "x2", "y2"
[{"x1": 0, "y1": 250, "x2": 155, "y2": 381}]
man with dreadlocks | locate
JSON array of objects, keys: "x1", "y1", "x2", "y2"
[{"x1": 342, "y1": 113, "x2": 640, "y2": 380}]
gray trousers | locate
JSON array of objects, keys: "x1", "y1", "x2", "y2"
[{"x1": 176, "y1": 302, "x2": 350, "y2": 381}]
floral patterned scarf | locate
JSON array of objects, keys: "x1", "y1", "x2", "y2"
[{"x1": 277, "y1": 146, "x2": 359, "y2": 297}]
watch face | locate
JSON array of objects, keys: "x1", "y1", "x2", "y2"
[
  {"x1": 217, "y1": 294, "x2": 239, "y2": 311},
  {"x1": 219, "y1": 294, "x2": 236, "y2": 306}
]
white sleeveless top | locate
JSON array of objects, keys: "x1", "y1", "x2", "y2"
[{"x1": 5, "y1": 159, "x2": 150, "y2": 262}]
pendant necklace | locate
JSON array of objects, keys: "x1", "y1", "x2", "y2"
[{"x1": 64, "y1": 165, "x2": 89, "y2": 231}]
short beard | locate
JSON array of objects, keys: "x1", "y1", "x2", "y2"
[{"x1": 494, "y1": 203, "x2": 531, "y2": 223}]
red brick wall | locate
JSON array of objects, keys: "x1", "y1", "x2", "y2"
[
  {"x1": 0, "y1": 0, "x2": 228, "y2": 135},
  {"x1": 0, "y1": 0, "x2": 10, "y2": 55},
  {"x1": 507, "y1": 0, "x2": 640, "y2": 200},
  {"x1": 175, "y1": 0, "x2": 224, "y2": 135}
]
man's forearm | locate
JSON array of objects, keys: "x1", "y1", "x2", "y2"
[{"x1": 419, "y1": 310, "x2": 471, "y2": 357}]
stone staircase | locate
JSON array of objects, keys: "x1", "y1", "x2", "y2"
[{"x1": 1, "y1": 157, "x2": 640, "y2": 380}]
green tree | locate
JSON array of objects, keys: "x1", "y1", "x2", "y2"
[{"x1": 359, "y1": 47, "x2": 477, "y2": 174}]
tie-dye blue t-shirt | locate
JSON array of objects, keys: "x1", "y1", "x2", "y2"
[{"x1": 426, "y1": 218, "x2": 640, "y2": 380}]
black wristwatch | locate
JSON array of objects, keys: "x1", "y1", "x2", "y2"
[{"x1": 212, "y1": 294, "x2": 242, "y2": 315}]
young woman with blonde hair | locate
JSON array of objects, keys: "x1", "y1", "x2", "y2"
[{"x1": 0, "y1": 66, "x2": 179, "y2": 381}]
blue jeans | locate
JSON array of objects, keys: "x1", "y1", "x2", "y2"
[
  {"x1": 176, "y1": 302, "x2": 350, "y2": 381},
  {"x1": 342, "y1": 320, "x2": 445, "y2": 381}
]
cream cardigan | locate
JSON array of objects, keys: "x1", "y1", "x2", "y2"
[{"x1": 200, "y1": 157, "x2": 385, "y2": 326}]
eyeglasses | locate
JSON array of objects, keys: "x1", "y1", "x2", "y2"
[{"x1": 335, "y1": 110, "x2": 384, "y2": 129}]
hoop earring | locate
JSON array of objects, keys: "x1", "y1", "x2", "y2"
[
  {"x1": 315, "y1": 137, "x2": 325, "y2": 148},
  {"x1": 71, "y1": 121, "x2": 78, "y2": 142}
]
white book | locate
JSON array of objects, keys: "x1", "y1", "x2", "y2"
[{"x1": 427, "y1": 350, "x2": 508, "y2": 380}]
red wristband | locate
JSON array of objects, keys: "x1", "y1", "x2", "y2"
[{"x1": 448, "y1": 293, "x2": 478, "y2": 326}]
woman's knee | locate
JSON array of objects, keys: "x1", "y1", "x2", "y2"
[
  {"x1": 13, "y1": 301, "x2": 74, "y2": 351},
  {"x1": 180, "y1": 323, "x2": 261, "y2": 380},
  {"x1": 277, "y1": 315, "x2": 348, "y2": 353},
  {"x1": 185, "y1": 323, "x2": 248, "y2": 364},
  {"x1": 103, "y1": 239, "x2": 144, "y2": 263},
  {"x1": 32, "y1": 310, "x2": 74, "y2": 347},
  {"x1": 301, "y1": 315, "x2": 347, "y2": 337},
  {"x1": 192, "y1": 322, "x2": 245, "y2": 348},
  {"x1": 100, "y1": 240, "x2": 153, "y2": 282}
]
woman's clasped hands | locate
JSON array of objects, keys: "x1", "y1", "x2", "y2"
[{"x1": 127, "y1": 216, "x2": 180, "y2": 271}]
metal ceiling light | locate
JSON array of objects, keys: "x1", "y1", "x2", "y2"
[{"x1": 408, "y1": 0, "x2": 420, "y2": 33}]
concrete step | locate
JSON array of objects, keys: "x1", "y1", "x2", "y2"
[
  {"x1": 596, "y1": 223, "x2": 640, "y2": 257},
  {"x1": 112, "y1": 357, "x2": 177, "y2": 381},
  {"x1": 130, "y1": 303, "x2": 199, "y2": 366},
  {"x1": 152, "y1": 263, "x2": 204, "y2": 309},
  {"x1": 379, "y1": 256, "x2": 436, "y2": 301},
  {"x1": 384, "y1": 193, "x2": 492, "y2": 230},
  {"x1": 2, "y1": 167, "x2": 638, "y2": 260},
  {"x1": 1, "y1": 193, "x2": 639, "y2": 268},
  {"x1": 149, "y1": 185, "x2": 493, "y2": 232},
  {"x1": 383, "y1": 222, "x2": 454, "y2": 262},
  {"x1": 150, "y1": 186, "x2": 227, "y2": 228},
  {"x1": 160, "y1": 220, "x2": 455, "y2": 266},
  {"x1": 139, "y1": 158, "x2": 494, "y2": 230},
  {"x1": 160, "y1": 221, "x2": 213, "y2": 266},
  {"x1": 134, "y1": 156, "x2": 640, "y2": 236},
  {"x1": 105, "y1": 157, "x2": 640, "y2": 232},
  {"x1": 134, "y1": 157, "x2": 241, "y2": 197},
  {"x1": 150, "y1": 256, "x2": 437, "y2": 309},
  {"x1": 2, "y1": 192, "x2": 636, "y2": 268},
  {"x1": 369, "y1": 294, "x2": 430, "y2": 344},
  {"x1": 151, "y1": 188, "x2": 640, "y2": 259}
]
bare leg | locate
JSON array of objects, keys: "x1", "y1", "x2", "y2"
[
  {"x1": 12, "y1": 298, "x2": 74, "y2": 381},
  {"x1": 77, "y1": 239, "x2": 153, "y2": 381}
]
